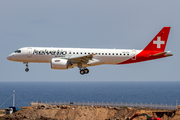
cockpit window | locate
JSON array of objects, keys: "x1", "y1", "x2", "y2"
[{"x1": 14, "y1": 50, "x2": 21, "y2": 53}]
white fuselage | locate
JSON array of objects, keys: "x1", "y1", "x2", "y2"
[{"x1": 7, "y1": 47, "x2": 141, "y2": 67}]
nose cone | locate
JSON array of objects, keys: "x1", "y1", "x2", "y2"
[
  {"x1": 7, "y1": 55, "x2": 12, "y2": 60},
  {"x1": 7, "y1": 54, "x2": 14, "y2": 61}
]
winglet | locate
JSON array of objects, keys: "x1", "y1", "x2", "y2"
[{"x1": 143, "y1": 27, "x2": 171, "y2": 52}]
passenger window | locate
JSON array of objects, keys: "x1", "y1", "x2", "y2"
[
  {"x1": 116, "y1": 53, "x2": 118, "y2": 55},
  {"x1": 73, "y1": 52, "x2": 75, "y2": 54},
  {"x1": 81, "y1": 52, "x2": 82, "y2": 54},
  {"x1": 88, "y1": 53, "x2": 90, "y2": 54},
  {"x1": 85, "y1": 53, "x2": 86, "y2": 54},
  {"x1": 112, "y1": 53, "x2": 114, "y2": 55},
  {"x1": 99, "y1": 53, "x2": 101, "y2": 55},
  {"x1": 69, "y1": 52, "x2": 71, "y2": 54},
  {"x1": 77, "y1": 52, "x2": 78, "y2": 54},
  {"x1": 109, "y1": 53, "x2": 111, "y2": 55},
  {"x1": 105, "y1": 53, "x2": 107, "y2": 55},
  {"x1": 102, "y1": 53, "x2": 104, "y2": 55},
  {"x1": 120, "y1": 53, "x2": 122, "y2": 55}
]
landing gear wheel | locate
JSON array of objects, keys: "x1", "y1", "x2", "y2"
[
  {"x1": 80, "y1": 69, "x2": 85, "y2": 75},
  {"x1": 25, "y1": 68, "x2": 29, "y2": 72},
  {"x1": 84, "y1": 68, "x2": 89, "y2": 74}
]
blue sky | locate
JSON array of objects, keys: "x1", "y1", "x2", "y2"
[{"x1": 0, "y1": 1, "x2": 179, "y2": 82}]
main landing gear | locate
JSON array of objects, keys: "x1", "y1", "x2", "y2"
[
  {"x1": 24, "y1": 62, "x2": 29, "y2": 72},
  {"x1": 78, "y1": 63, "x2": 89, "y2": 75},
  {"x1": 80, "y1": 68, "x2": 89, "y2": 75}
]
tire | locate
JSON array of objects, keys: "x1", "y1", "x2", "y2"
[
  {"x1": 80, "y1": 69, "x2": 85, "y2": 75},
  {"x1": 25, "y1": 68, "x2": 29, "y2": 72},
  {"x1": 84, "y1": 69, "x2": 89, "y2": 74}
]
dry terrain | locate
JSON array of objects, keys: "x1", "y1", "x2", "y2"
[{"x1": 0, "y1": 105, "x2": 179, "y2": 120}]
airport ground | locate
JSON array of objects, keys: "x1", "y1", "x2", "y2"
[{"x1": 0, "y1": 104, "x2": 180, "y2": 120}]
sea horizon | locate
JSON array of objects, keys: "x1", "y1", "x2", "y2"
[{"x1": 0, "y1": 81, "x2": 180, "y2": 109}]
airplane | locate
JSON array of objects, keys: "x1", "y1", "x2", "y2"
[{"x1": 7, "y1": 27, "x2": 173, "y2": 75}]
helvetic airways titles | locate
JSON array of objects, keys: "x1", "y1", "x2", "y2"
[{"x1": 33, "y1": 49, "x2": 67, "y2": 56}]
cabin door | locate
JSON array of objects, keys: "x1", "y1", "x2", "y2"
[
  {"x1": 27, "y1": 48, "x2": 32, "y2": 58},
  {"x1": 131, "y1": 49, "x2": 136, "y2": 60}
]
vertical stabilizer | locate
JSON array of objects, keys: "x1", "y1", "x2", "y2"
[{"x1": 143, "y1": 27, "x2": 171, "y2": 52}]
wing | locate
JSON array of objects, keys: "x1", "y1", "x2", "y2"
[{"x1": 69, "y1": 54, "x2": 97, "y2": 64}]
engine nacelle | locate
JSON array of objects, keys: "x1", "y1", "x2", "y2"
[{"x1": 51, "y1": 58, "x2": 68, "y2": 70}]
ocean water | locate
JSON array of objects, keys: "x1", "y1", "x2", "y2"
[{"x1": 0, "y1": 81, "x2": 180, "y2": 109}]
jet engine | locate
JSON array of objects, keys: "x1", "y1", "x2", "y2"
[{"x1": 51, "y1": 58, "x2": 69, "y2": 70}]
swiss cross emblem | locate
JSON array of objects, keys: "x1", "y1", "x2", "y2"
[{"x1": 153, "y1": 37, "x2": 165, "y2": 48}]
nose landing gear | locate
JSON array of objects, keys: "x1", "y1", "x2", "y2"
[
  {"x1": 25, "y1": 68, "x2": 29, "y2": 72},
  {"x1": 24, "y1": 62, "x2": 29, "y2": 72}
]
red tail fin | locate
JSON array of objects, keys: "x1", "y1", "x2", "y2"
[{"x1": 143, "y1": 27, "x2": 171, "y2": 52}]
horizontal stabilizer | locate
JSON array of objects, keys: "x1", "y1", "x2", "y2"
[
  {"x1": 151, "y1": 51, "x2": 173, "y2": 57},
  {"x1": 165, "y1": 53, "x2": 173, "y2": 57},
  {"x1": 151, "y1": 52, "x2": 167, "y2": 57}
]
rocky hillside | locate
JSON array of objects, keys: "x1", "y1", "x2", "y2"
[{"x1": 0, "y1": 105, "x2": 179, "y2": 120}]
